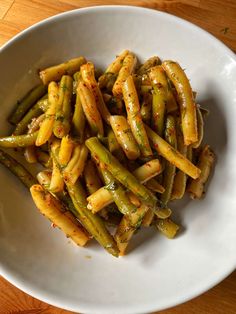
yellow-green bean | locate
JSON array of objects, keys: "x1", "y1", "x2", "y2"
[
  {"x1": 149, "y1": 66, "x2": 168, "y2": 136},
  {"x1": 39, "y1": 56, "x2": 86, "y2": 85},
  {"x1": 156, "y1": 218, "x2": 179, "y2": 239},
  {"x1": 137, "y1": 56, "x2": 161, "y2": 75},
  {"x1": 86, "y1": 137, "x2": 157, "y2": 208},
  {"x1": 162, "y1": 60, "x2": 198, "y2": 145},
  {"x1": 36, "y1": 82, "x2": 59, "y2": 146},
  {"x1": 81, "y1": 62, "x2": 111, "y2": 124},
  {"x1": 99, "y1": 50, "x2": 129, "y2": 89},
  {"x1": 145, "y1": 178, "x2": 165, "y2": 194},
  {"x1": 63, "y1": 144, "x2": 88, "y2": 185},
  {"x1": 187, "y1": 144, "x2": 215, "y2": 199},
  {"x1": 113, "y1": 53, "x2": 137, "y2": 98},
  {"x1": 132, "y1": 159, "x2": 162, "y2": 183},
  {"x1": 145, "y1": 124, "x2": 201, "y2": 179},
  {"x1": 30, "y1": 184, "x2": 89, "y2": 247},
  {"x1": 49, "y1": 158, "x2": 64, "y2": 193},
  {"x1": 192, "y1": 107, "x2": 204, "y2": 149},
  {"x1": 110, "y1": 115, "x2": 140, "y2": 160},
  {"x1": 24, "y1": 114, "x2": 45, "y2": 163},
  {"x1": 140, "y1": 92, "x2": 152, "y2": 125},
  {"x1": 171, "y1": 121, "x2": 188, "y2": 200},
  {"x1": 107, "y1": 127, "x2": 126, "y2": 163},
  {"x1": 72, "y1": 90, "x2": 85, "y2": 142},
  {"x1": 77, "y1": 80, "x2": 104, "y2": 136},
  {"x1": 122, "y1": 75, "x2": 153, "y2": 157},
  {"x1": 0, "y1": 132, "x2": 38, "y2": 148},
  {"x1": 161, "y1": 115, "x2": 177, "y2": 206},
  {"x1": 53, "y1": 75, "x2": 73, "y2": 138},
  {"x1": 100, "y1": 166, "x2": 137, "y2": 215},
  {"x1": 84, "y1": 159, "x2": 102, "y2": 195},
  {"x1": 115, "y1": 202, "x2": 149, "y2": 255},
  {"x1": 58, "y1": 135, "x2": 74, "y2": 167}
]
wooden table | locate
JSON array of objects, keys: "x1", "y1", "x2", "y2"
[{"x1": 0, "y1": 1, "x2": 235, "y2": 313}]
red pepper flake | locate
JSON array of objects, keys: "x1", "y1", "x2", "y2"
[{"x1": 51, "y1": 223, "x2": 57, "y2": 228}]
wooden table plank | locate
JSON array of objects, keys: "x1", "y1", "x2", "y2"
[
  {"x1": 0, "y1": 1, "x2": 235, "y2": 313},
  {"x1": 0, "y1": 0, "x2": 14, "y2": 19}
]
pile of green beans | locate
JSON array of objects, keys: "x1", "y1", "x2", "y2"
[{"x1": 0, "y1": 51, "x2": 215, "y2": 257}]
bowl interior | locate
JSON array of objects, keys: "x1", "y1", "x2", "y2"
[{"x1": 0, "y1": 6, "x2": 236, "y2": 314}]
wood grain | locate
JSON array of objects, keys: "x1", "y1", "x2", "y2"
[
  {"x1": 0, "y1": 1, "x2": 235, "y2": 313},
  {"x1": 0, "y1": 0, "x2": 235, "y2": 50}
]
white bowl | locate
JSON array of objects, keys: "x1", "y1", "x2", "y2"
[{"x1": 0, "y1": 6, "x2": 236, "y2": 314}]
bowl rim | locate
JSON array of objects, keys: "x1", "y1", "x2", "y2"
[{"x1": 0, "y1": 5, "x2": 235, "y2": 314}]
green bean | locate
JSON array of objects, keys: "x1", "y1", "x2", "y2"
[
  {"x1": 141, "y1": 209, "x2": 155, "y2": 227},
  {"x1": 148, "y1": 66, "x2": 169, "y2": 136},
  {"x1": 84, "y1": 159, "x2": 102, "y2": 194},
  {"x1": 66, "y1": 181, "x2": 119, "y2": 257},
  {"x1": 122, "y1": 75, "x2": 153, "y2": 157},
  {"x1": 187, "y1": 145, "x2": 215, "y2": 199},
  {"x1": 36, "y1": 82, "x2": 59, "y2": 146},
  {"x1": 171, "y1": 120, "x2": 188, "y2": 200},
  {"x1": 0, "y1": 131, "x2": 38, "y2": 148},
  {"x1": 36, "y1": 150, "x2": 51, "y2": 168},
  {"x1": 192, "y1": 107, "x2": 204, "y2": 149},
  {"x1": 13, "y1": 95, "x2": 48, "y2": 135},
  {"x1": 77, "y1": 80, "x2": 104, "y2": 136},
  {"x1": 110, "y1": 115, "x2": 140, "y2": 160},
  {"x1": 0, "y1": 149, "x2": 37, "y2": 188},
  {"x1": 99, "y1": 73, "x2": 118, "y2": 92},
  {"x1": 38, "y1": 98, "x2": 49, "y2": 111},
  {"x1": 58, "y1": 135, "x2": 74, "y2": 167},
  {"x1": 72, "y1": 90, "x2": 85, "y2": 142},
  {"x1": 145, "y1": 124, "x2": 201, "y2": 179},
  {"x1": 106, "y1": 50, "x2": 129, "y2": 74},
  {"x1": 9, "y1": 85, "x2": 47, "y2": 125},
  {"x1": 105, "y1": 95, "x2": 124, "y2": 115},
  {"x1": 87, "y1": 186, "x2": 113, "y2": 213},
  {"x1": 140, "y1": 85, "x2": 152, "y2": 95},
  {"x1": 132, "y1": 159, "x2": 162, "y2": 183},
  {"x1": 166, "y1": 84, "x2": 178, "y2": 113},
  {"x1": 24, "y1": 114, "x2": 45, "y2": 164},
  {"x1": 73, "y1": 71, "x2": 81, "y2": 93},
  {"x1": 115, "y1": 202, "x2": 149, "y2": 255},
  {"x1": 152, "y1": 84, "x2": 166, "y2": 136},
  {"x1": 137, "y1": 56, "x2": 161, "y2": 75},
  {"x1": 39, "y1": 56, "x2": 86, "y2": 85},
  {"x1": 87, "y1": 159, "x2": 162, "y2": 213},
  {"x1": 36, "y1": 169, "x2": 90, "y2": 239},
  {"x1": 85, "y1": 137, "x2": 157, "y2": 208},
  {"x1": 100, "y1": 166, "x2": 136, "y2": 215},
  {"x1": 107, "y1": 127, "x2": 126, "y2": 163},
  {"x1": 113, "y1": 53, "x2": 137, "y2": 98},
  {"x1": 99, "y1": 50, "x2": 129, "y2": 90},
  {"x1": 81, "y1": 62, "x2": 111, "y2": 124},
  {"x1": 156, "y1": 218, "x2": 179, "y2": 239},
  {"x1": 30, "y1": 184, "x2": 90, "y2": 247},
  {"x1": 53, "y1": 75, "x2": 73, "y2": 138},
  {"x1": 145, "y1": 178, "x2": 165, "y2": 194},
  {"x1": 140, "y1": 93, "x2": 152, "y2": 125},
  {"x1": 161, "y1": 115, "x2": 177, "y2": 206},
  {"x1": 162, "y1": 60, "x2": 198, "y2": 145},
  {"x1": 50, "y1": 143, "x2": 119, "y2": 257}
]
